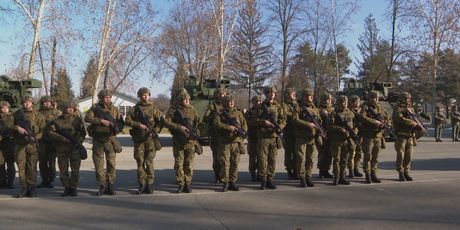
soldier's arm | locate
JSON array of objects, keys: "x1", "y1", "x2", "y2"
[
  {"x1": 124, "y1": 106, "x2": 139, "y2": 128},
  {"x1": 392, "y1": 107, "x2": 416, "y2": 127},
  {"x1": 292, "y1": 112, "x2": 315, "y2": 130},
  {"x1": 153, "y1": 107, "x2": 163, "y2": 133},
  {"x1": 240, "y1": 112, "x2": 248, "y2": 133},
  {"x1": 359, "y1": 106, "x2": 381, "y2": 127},
  {"x1": 277, "y1": 105, "x2": 287, "y2": 130},
  {"x1": 163, "y1": 108, "x2": 182, "y2": 132},
  {"x1": 35, "y1": 113, "x2": 46, "y2": 140},
  {"x1": 76, "y1": 117, "x2": 87, "y2": 143},
  {"x1": 84, "y1": 106, "x2": 102, "y2": 125},
  {"x1": 213, "y1": 113, "x2": 233, "y2": 132}
]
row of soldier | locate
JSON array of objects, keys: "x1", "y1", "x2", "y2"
[
  {"x1": 433, "y1": 105, "x2": 460, "y2": 142},
  {"x1": 0, "y1": 85, "x2": 446, "y2": 198}
]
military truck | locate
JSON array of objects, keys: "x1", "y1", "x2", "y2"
[
  {"x1": 0, "y1": 75, "x2": 42, "y2": 110},
  {"x1": 183, "y1": 75, "x2": 230, "y2": 144}
]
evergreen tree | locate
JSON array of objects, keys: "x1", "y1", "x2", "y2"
[
  {"x1": 80, "y1": 57, "x2": 97, "y2": 98},
  {"x1": 52, "y1": 68, "x2": 74, "y2": 107}
]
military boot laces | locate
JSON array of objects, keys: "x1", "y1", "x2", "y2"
[
  {"x1": 266, "y1": 180, "x2": 277, "y2": 189},
  {"x1": 353, "y1": 167, "x2": 363, "y2": 177},
  {"x1": 222, "y1": 182, "x2": 228, "y2": 192},
  {"x1": 183, "y1": 183, "x2": 192, "y2": 193},
  {"x1": 403, "y1": 172, "x2": 413, "y2": 181},
  {"x1": 398, "y1": 172, "x2": 406, "y2": 181},
  {"x1": 96, "y1": 185, "x2": 105, "y2": 196},
  {"x1": 300, "y1": 178, "x2": 306, "y2": 188},
  {"x1": 306, "y1": 177, "x2": 315, "y2": 187},
  {"x1": 62, "y1": 187, "x2": 71, "y2": 197},
  {"x1": 365, "y1": 173, "x2": 372, "y2": 184},
  {"x1": 228, "y1": 182, "x2": 239, "y2": 191},
  {"x1": 370, "y1": 172, "x2": 381, "y2": 183},
  {"x1": 137, "y1": 185, "x2": 145, "y2": 195},
  {"x1": 69, "y1": 187, "x2": 78, "y2": 197},
  {"x1": 338, "y1": 176, "x2": 350, "y2": 185}
]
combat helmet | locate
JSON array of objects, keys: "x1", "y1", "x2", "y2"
[
  {"x1": 97, "y1": 89, "x2": 112, "y2": 98},
  {"x1": 222, "y1": 95, "x2": 235, "y2": 108},
  {"x1": 264, "y1": 86, "x2": 277, "y2": 95},
  {"x1": 137, "y1": 87, "x2": 151, "y2": 97},
  {"x1": 300, "y1": 88, "x2": 314, "y2": 98},
  {"x1": 213, "y1": 88, "x2": 228, "y2": 98},
  {"x1": 368, "y1": 90, "x2": 379, "y2": 99},
  {"x1": 177, "y1": 89, "x2": 191, "y2": 101},
  {"x1": 21, "y1": 95, "x2": 34, "y2": 103},
  {"x1": 284, "y1": 88, "x2": 296, "y2": 101},
  {"x1": 349, "y1": 95, "x2": 360, "y2": 103},
  {"x1": 0, "y1": 101, "x2": 10, "y2": 107},
  {"x1": 398, "y1": 92, "x2": 412, "y2": 105},
  {"x1": 40, "y1": 95, "x2": 53, "y2": 104}
]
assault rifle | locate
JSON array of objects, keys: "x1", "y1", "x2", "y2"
[
  {"x1": 368, "y1": 107, "x2": 395, "y2": 137},
  {"x1": 405, "y1": 109, "x2": 429, "y2": 137},
  {"x1": 262, "y1": 103, "x2": 282, "y2": 135},
  {"x1": 94, "y1": 105, "x2": 125, "y2": 134},
  {"x1": 301, "y1": 106, "x2": 327, "y2": 139},
  {"x1": 221, "y1": 110, "x2": 247, "y2": 139},
  {"x1": 334, "y1": 112, "x2": 360, "y2": 148},
  {"x1": 16, "y1": 109, "x2": 36, "y2": 144},
  {"x1": 174, "y1": 109, "x2": 200, "y2": 141},
  {"x1": 50, "y1": 121, "x2": 87, "y2": 160},
  {"x1": 135, "y1": 105, "x2": 159, "y2": 139}
]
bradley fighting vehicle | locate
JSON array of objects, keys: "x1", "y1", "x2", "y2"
[
  {"x1": 183, "y1": 75, "x2": 230, "y2": 143},
  {"x1": 0, "y1": 75, "x2": 42, "y2": 110}
]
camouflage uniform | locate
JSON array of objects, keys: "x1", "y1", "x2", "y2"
[
  {"x1": 292, "y1": 88, "x2": 320, "y2": 187},
  {"x1": 348, "y1": 95, "x2": 363, "y2": 178},
  {"x1": 281, "y1": 88, "x2": 300, "y2": 180},
  {"x1": 125, "y1": 87, "x2": 163, "y2": 194},
  {"x1": 393, "y1": 92, "x2": 418, "y2": 182},
  {"x1": 38, "y1": 95, "x2": 61, "y2": 188},
  {"x1": 244, "y1": 96, "x2": 262, "y2": 181},
  {"x1": 247, "y1": 86, "x2": 286, "y2": 189},
  {"x1": 450, "y1": 106, "x2": 460, "y2": 141},
  {"x1": 0, "y1": 101, "x2": 16, "y2": 189},
  {"x1": 328, "y1": 96, "x2": 354, "y2": 185},
  {"x1": 213, "y1": 95, "x2": 247, "y2": 191},
  {"x1": 434, "y1": 106, "x2": 447, "y2": 142},
  {"x1": 359, "y1": 91, "x2": 390, "y2": 183},
  {"x1": 14, "y1": 96, "x2": 46, "y2": 197},
  {"x1": 164, "y1": 89, "x2": 201, "y2": 193},
  {"x1": 203, "y1": 88, "x2": 227, "y2": 183},
  {"x1": 85, "y1": 90, "x2": 123, "y2": 196},
  {"x1": 48, "y1": 102, "x2": 86, "y2": 196},
  {"x1": 317, "y1": 93, "x2": 334, "y2": 178}
]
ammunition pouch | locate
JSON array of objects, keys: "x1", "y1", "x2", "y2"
[
  {"x1": 87, "y1": 124, "x2": 112, "y2": 142},
  {"x1": 111, "y1": 137, "x2": 122, "y2": 153}
]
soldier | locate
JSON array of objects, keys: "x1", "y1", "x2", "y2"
[
  {"x1": 125, "y1": 87, "x2": 163, "y2": 195},
  {"x1": 244, "y1": 95, "x2": 262, "y2": 181},
  {"x1": 248, "y1": 86, "x2": 286, "y2": 190},
  {"x1": 281, "y1": 88, "x2": 300, "y2": 180},
  {"x1": 0, "y1": 101, "x2": 15, "y2": 189},
  {"x1": 434, "y1": 105, "x2": 447, "y2": 142},
  {"x1": 393, "y1": 92, "x2": 420, "y2": 182},
  {"x1": 14, "y1": 96, "x2": 46, "y2": 198},
  {"x1": 203, "y1": 88, "x2": 227, "y2": 183},
  {"x1": 85, "y1": 89, "x2": 124, "y2": 196},
  {"x1": 317, "y1": 93, "x2": 334, "y2": 179},
  {"x1": 450, "y1": 105, "x2": 460, "y2": 142},
  {"x1": 164, "y1": 89, "x2": 201, "y2": 193},
  {"x1": 359, "y1": 91, "x2": 390, "y2": 184},
  {"x1": 348, "y1": 95, "x2": 363, "y2": 178},
  {"x1": 49, "y1": 102, "x2": 86, "y2": 196},
  {"x1": 37, "y1": 95, "x2": 61, "y2": 188},
  {"x1": 328, "y1": 96, "x2": 355, "y2": 185},
  {"x1": 293, "y1": 88, "x2": 321, "y2": 188},
  {"x1": 213, "y1": 95, "x2": 247, "y2": 192}
]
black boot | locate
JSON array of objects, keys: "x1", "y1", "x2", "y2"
[
  {"x1": 365, "y1": 173, "x2": 372, "y2": 184},
  {"x1": 17, "y1": 185, "x2": 27, "y2": 198},
  {"x1": 137, "y1": 184, "x2": 145, "y2": 195},
  {"x1": 29, "y1": 185, "x2": 37, "y2": 197},
  {"x1": 299, "y1": 178, "x2": 306, "y2": 188},
  {"x1": 306, "y1": 176, "x2": 314, "y2": 187},
  {"x1": 398, "y1": 172, "x2": 406, "y2": 181},
  {"x1": 348, "y1": 168, "x2": 354, "y2": 178},
  {"x1": 404, "y1": 172, "x2": 413, "y2": 181},
  {"x1": 319, "y1": 170, "x2": 333, "y2": 179},
  {"x1": 37, "y1": 180, "x2": 48, "y2": 188},
  {"x1": 177, "y1": 184, "x2": 184, "y2": 193},
  {"x1": 144, "y1": 184, "x2": 154, "y2": 194},
  {"x1": 354, "y1": 167, "x2": 363, "y2": 177},
  {"x1": 62, "y1": 187, "x2": 71, "y2": 197},
  {"x1": 183, "y1": 183, "x2": 192, "y2": 193},
  {"x1": 228, "y1": 182, "x2": 239, "y2": 191},
  {"x1": 370, "y1": 172, "x2": 381, "y2": 183},
  {"x1": 266, "y1": 180, "x2": 277, "y2": 189},
  {"x1": 7, "y1": 178, "x2": 14, "y2": 189},
  {"x1": 222, "y1": 182, "x2": 228, "y2": 192},
  {"x1": 338, "y1": 176, "x2": 350, "y2": 185},
  {"x1": 69, "y1": 187, "x2": 78, "y2": 197},
  {"x1": 260, "y1": 180, "x2": 266, "y2": 190},
  {"x1": 332, "y1": 175, "x2": 339, "y2": 185},
  {"x1": 106, "y1": 184, "x2": 116, "y2": 195},
  {"x1": 96, "y1": 185, "x2": 105, "y2": 196},
  {"x1": 250, "y1": 172, "x2": 257, "y2": 182},
  {"x1": 47, "y1": 180, "x2": 55, "y2": 189}
]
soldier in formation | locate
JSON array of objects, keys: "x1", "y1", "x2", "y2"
[
  {"x1": 85, "y1": 90, "x2": 124, "y2": 196},
  {"x1": 317, "y1": 93, "x2": 334, "y2": 179},
  {"x1": 244, "y1": 95, "x2": 262, "y2": 181},
  {"x1": 281, "y1": 88, "x2": 299, "y2": 180},
  {"x1": 0, "y1": 101, "x2": 15, "y2": 189},
  {"x1": 434, "y1": 105, "x2": 447, "y2": 142},
  {"x1": 348, "y1": 95, "x2": 363, "y2": 178},
  {"x1": 450, "y1": 105, "x2": 460, "y2": 142},
  {"x1": 125, "y1": 87, "x2": 163, "y2": 195}
]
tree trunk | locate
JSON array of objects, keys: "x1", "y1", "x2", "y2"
[
  {"x1": 50, "y1": 37, "x2": 57, "y2": 95},
  {"x1": 25, "y1": 0, "x2": 46, "y2": 79}
]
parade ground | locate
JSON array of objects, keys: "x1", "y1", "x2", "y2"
[{"x1": 1, "y1": 134, "x2": 459, "y2": 230}]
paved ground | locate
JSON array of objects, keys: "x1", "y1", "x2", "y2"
[{"x1": 1, "y1": 134, "x2": 459, "y2": 229}]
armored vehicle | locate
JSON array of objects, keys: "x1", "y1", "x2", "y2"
[{"x1": 0, "y1": 75, "x2": 42, "y2": 110}]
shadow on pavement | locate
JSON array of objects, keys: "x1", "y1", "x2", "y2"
[{"x1": 379, "y1": 158, "x2": 460, "y2": 171}]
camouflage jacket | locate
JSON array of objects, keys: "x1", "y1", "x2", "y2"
[
  {"x1": 247, "y1": 100, "x2": 286, "y2": 139},
  {"x1": 244, "y1": 105, "x2": 260, "y2": 140},
  {"x1": 329, "y1": 107, "x2": 355, "y2": 142},
  {"x1": 359, "y1": 102, "x2": 390, "y2": 138},
  {"x1": 213, "y1": 107, "x2": 247, "y2": 144},
  {"x1": 392, "y1": 105, "x2": 417, "y2": 138},
  {"x1": 39, "y1": 107, "x2": 61, "y2": 142},
  {"x1": 84, "y1": 102, "x2": 122, "y2": 141},
  {"x1": 450, "y1": 111, "x2": 460, "y2": 124},
  {"x1": 350, "y1": 106, "x2": 362, "y2": 134},
  {"x1": 293, "y1": 103, "x2": 321, "y2": 142},
  {"x1": 282, "y1": 101, "x2": 300, "y2": 137},
  {"x1": 14, "y1": 107, "x2": 46, "y2": 145},
  {"x1": 164, "y1": 104, "x2": 201, "y2": 145},
  {"x1": 319, "y1": 104, "x2": 334, "y2": 136},
  {"x1": 49, "y1": 114, "x2": 86, "y2": 147},
  {"x1": 0, "y1": 112, "x2": 15, "y2": 143},
  {"x1": 125, "y1": 101, "x2": 162, "y2": 143},
  {"x1": 434, "y1": 111, "x2": 447, "y2": 126}
]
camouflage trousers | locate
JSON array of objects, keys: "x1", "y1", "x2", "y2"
[
  {"x1": 247, "y1": 136, "x2": 258, "y2": 174},
  {"x1": 15, "y1": 143, "x2": 39, "y2": 186},
  {"x1": 38, "y1": 141, "x2": 57, "y2": 184},
  {"x1": 134, "y1": 139, "x2": 156, "y2": 186},
  {"x1": 317, "y1": 138, "x2": 332, "y2": 171},
  {"x1": 257, "y1": 137, "x2": 278, "y2": 181},
  {"x1": 173, "y1": 141, "x2": 195, "y2": 185},
  {"x1": 295, "y1": 138, "x2": 316, "y2": 178},
  {"x1": 283, "y1": 134, "x2": 296, "y2": 174},
  {"x1": 435, "y1": 124, "x2": 444, "y2": 140},
  {"x1": 92, "y1": 139, "x2": 117, "y2": 186},
  {"x1": 0, "y1": 144, "x2": 16, "y2": 187},
  {"x1": 57, "y1": 145, "x2": 81, "y2": 188},
  {"x1": 452, "y1": 123, "x2": 460, "y2": 140},
  {"x1": 347, "y1": 139, "x2": 362, "y2": 171},
  {"x1": 394, "y1": 136, "x2": 414, "y2": 173},
  {"x1": 330, "y1": 140, "x2": 351, "y2": 176},
  {"x1": 361, "y1": 137, "x2": 381, "y2": 173},
  {"x1": 210, "y1": 134, "x2": 221, "y2": 180},
  {"x1": 219, "y1": 142, "x2": 241, "y2": 183}
]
